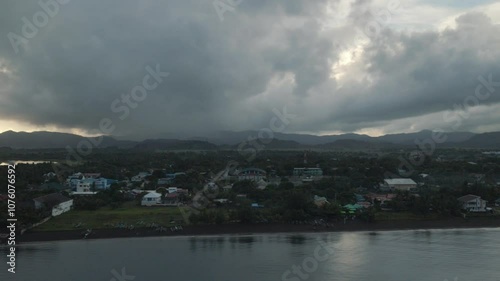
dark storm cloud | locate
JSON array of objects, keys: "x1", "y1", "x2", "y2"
[
  {"x1": 0, "y1": 0, "x2": 499, "y2": 138},
  {"x1": 317, "y1": 12, "x2": 500, "y2": 132}
]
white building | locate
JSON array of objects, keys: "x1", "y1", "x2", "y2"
[
  {"x1": 141, "y1": 192, "x2": 162, "y2": 206},
  {"x1": 383, "y1": 178, "x2": 417, "y2": 191},
  {"x1": 458, "y1": 194, "x2": 487, "y2": 212},
  {"x1": 76, "y1": 179, "x2": 94, "y2": 192},
  {"x1": 33, "y1": 193, "x2": 73, "y2": 217}
]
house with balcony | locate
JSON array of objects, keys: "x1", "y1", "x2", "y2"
[{"x1": 457, "y1": 194, "x2": 487, "y2": 212}]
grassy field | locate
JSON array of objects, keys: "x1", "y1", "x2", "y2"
[{"x1": 34, "y1": 202, "x2": 188, "y2": 232}]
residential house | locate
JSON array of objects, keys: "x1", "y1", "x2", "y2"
[
  {"x1": 457, "y1": 194, "x2": 487, "y2": 212},
  {"x1": 164, "y1": 193, "x2": 180, "y2": 205},
  {"x1": 93, "y1": 178, "x2": 113, "y2": 190},
  {"x1": 33, "y1": 193, "x2": 73, "y2": 216},
  {"x1": 76, "y1": 179, "x2": 94, "y2": 192},
  {"x1": 141, "y1": 192, "x2": 162, "y2": 206},
  {"x1": 343, "y1": 204, "x2": 363, "y2": 214},
  {"x1": 158, "y1": 178, "x2": 173, "y2": 186},
  {"x1": 314, "y1": 195, "x2": 329, "y2": 207},
  {"x1": 73, "y1": 176, "x2": 111, "y2": 192},
  {"x1": 354, "y1": 194, "x2": 365, "y2": 202},
  {"x1": 366, "y1": 193, "x2": 396, "y2": 204},
  {"x1": 383, "y1": 178, "x2": 417, "y2": 191},
  {"x1": 43, "y1": 172, "x2": 57, "y2": 182},
  {"x1": 72, "y1": 178, "x2": 101, "y2": 196},
  {"x1": 357, "y1": 202, "x2": 372, "y2": 208},
  {"x1": 66, "y1": 172, "x2": 111, "y2": 190},
  {"x1": 67, "y1": 172, "x2": 84, "y2": 189},
  {"x1": 132, "y1": 172, "x2": 151, "y2": 182}
]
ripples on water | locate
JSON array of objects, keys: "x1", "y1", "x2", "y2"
[{"x1": 1, "y1": 228, "x2": 499, "y2": 281}]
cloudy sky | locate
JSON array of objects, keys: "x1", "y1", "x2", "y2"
[{"x1": 1, "y1": 0, "x2": 500, "y2": 139}]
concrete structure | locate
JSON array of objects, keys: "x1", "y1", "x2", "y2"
[
  {"x1": 458, "y1": 194, "x2": 487, "y2": 212},
  {"x1": 383, "y1": 178, "x2": 417, "y2": 191}
]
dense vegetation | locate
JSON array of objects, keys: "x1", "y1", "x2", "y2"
[{"x1": 0, "y1": 148, "x2": 499, "y2": 231}]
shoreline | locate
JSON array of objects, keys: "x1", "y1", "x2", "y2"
[{"x1": 14, "y1": 217, "x2": 500, "y2": 243}]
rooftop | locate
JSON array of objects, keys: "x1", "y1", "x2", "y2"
[
  {"x1": 457, "y1": 194, "x2": 481, "y2": 202},
  {"x1": 384, "y1": 178, "x2": 417, "y2": 185},
  {"x1": 33, "y1": 193, "x2": 71, "y2": 207}
]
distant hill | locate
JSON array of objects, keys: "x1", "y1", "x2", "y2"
[
  {"x1": 0, "y1": 131, "x2": 134, "y2": 149},
  {"x1": 453, "y1": 132, "x2": 500, "y2": 148},
  {"x1": 134, "y1": 139, "x2": 218, "y2": 150},
  {"x1": 316, "y1": 139, "x2": 398, "y2": 150},
  {"x1": 205, "y1": 130, "x2": 374, "y2": 145},
  {"x1": 0, "y1": 130, "x2": 498, "y2": 150},
  {"x1": 226, "y1": 138, "x2": 306, "y2": 150},
  {"x1": 207, "y1": 130, "x2": 476, "y2": 146},
  {"x1": 376, "y1": 130, "x2": 475, "y2": 145}
]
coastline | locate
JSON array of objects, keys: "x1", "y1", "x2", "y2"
[{"x1": 16, "y1": 217, "x2": 500, "y2": 243}]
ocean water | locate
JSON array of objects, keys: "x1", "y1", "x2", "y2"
[{"x1": 1, "y1": 228, "x2": 499, "y2": 281}]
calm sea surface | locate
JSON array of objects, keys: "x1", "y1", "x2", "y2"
[{"x1": 1, "y1": 228, "x2": 499, "y2": 281}]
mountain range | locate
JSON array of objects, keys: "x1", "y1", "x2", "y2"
[{"x1": 0, "y1": 130, "x2": 499, "y2": 150}]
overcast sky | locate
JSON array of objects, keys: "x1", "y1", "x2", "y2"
[{"x1": 1, "y1": 0, "x2": 500, "y2": 139}]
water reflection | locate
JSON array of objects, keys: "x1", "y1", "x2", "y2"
[
  {"x1": 0, "y1": 243, "x2": 60, "y2": 256},
  {"x1": 2, "y1": 229, "x2": 500, "y2": 281},
  {"x1": 229, "y1": 236, "x2": 255, "y2": 244},
  {"x1": 286, "y1": 235, "x2": 307, "y2": 245},
  {"x1": 189, "y1": 236, "x2": 226, "y2": 252}
]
